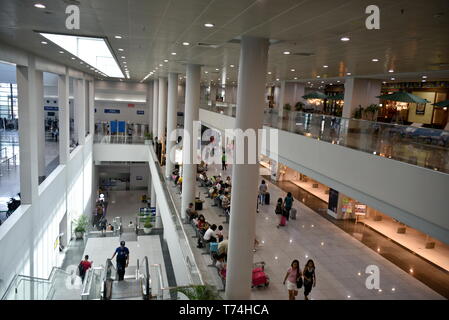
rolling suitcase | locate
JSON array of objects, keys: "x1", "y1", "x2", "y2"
[
  {"x1": 279, "y1": 215, "x2": 287, "y2": 226},
  {"x1": 264, "y1": 192, "x2": 270, "y2": 205},
  {"x1": 290, "y1": 208, "x2": 297, "y2": 220}
]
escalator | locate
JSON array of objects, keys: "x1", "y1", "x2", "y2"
[{"x1": 102, "y1": 256, "x2": 151, "y2": 300}]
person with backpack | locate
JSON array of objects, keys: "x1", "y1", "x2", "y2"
[
  {"x1": 111, "y1": 241, "x2": 130, "y2": 281},
  {"x1": 78, "y1": 255, "x2": 92, "y2": 283},
  {"x1": 258, "y1": 180, "x2": 268, "y2": 206}
]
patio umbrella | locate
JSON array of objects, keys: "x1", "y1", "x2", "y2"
[
  {"x1": 326, "y1": 93, "x2": 344, "y2": 100},
  {"x1": 433, "y1": 100, "x2": 449, "y2": 108},
  {"x1": 376, "y1": 92, "x2": 430, "y2": 103},
  {"x1": 302, "y1": 91, "x2": 328, "y2": 100}
]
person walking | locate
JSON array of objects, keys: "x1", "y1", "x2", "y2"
[
  {"x1": 111, "y1": 240, "x2": 130, "y2": 281},
  {"x1": 258, "y1": 180, "x2": 268, "y2": 206},
  {"x1": 303, "y1": 259, "x2": 316, "y2": 300},
  {"x1": 221, "y1": 150, "x2": 227, "y2": 171},
  {"x1": 78, "y1": 255, "x2": 93, "y2": 283},
  {"x1": 283, "y1": 192, "x2": 294, "y2": 220},
  {"x1": 283, "y1": 259, "x2": 302, "y2": 300}
]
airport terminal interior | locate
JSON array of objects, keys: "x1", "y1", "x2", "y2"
[{"x1": 0, "y1": 0, "x2": 448, "y2": 300}]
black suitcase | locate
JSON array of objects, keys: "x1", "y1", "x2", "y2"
[{"x1": 264, "y1": 192, "x2": 270, "y2": 205}]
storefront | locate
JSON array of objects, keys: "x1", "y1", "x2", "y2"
[
  {"x1": 378, "y1": 81, "x2": 449, "y2": 128},
  {"x1": 260, "y1": 155, "x2": 449, "y2": 272}
]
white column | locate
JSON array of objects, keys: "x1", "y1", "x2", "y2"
[
  {"x1": 58, "y1": 70, "x2": 70, "y2": 164},
  {"x1": 35, "y1": 71, "x2": 45, "y2": 180},
  {"x1": 157, "y1": 77, "x2": 167, "y2": 142},
  {"x1": 150, "y1": 182, "x2": 156, "y2": 207},
  {"x1": 89, "y1": 81, "x2": 95, "y2": 135},
  {"x1": 225, "y1": 36, "x2": 269, "y2": 300},
  {"x1": 165, "y1": 72, "x2": 178, "y2": 178},
  {"x1": 74, "y1": 78, "x2": 86, "y2": 145},
  {"x1": 180, "y1": 64, "x2": 201, "y2": 221},
  {"x1": 210, "y1": 82, "x2": 217, "y2": 108},
  {"x1": 343, "y1": 78, "x2": 382, "y2": 118},
  {"x1": 146, "y1": 82, "x2": 153, "y2": 130},
  {"x1": 17, "y1": 56, "x2": 40, "y2": 204},
  {"x1": 152, "y1": 79, "x2": 159, "y2": 139}
]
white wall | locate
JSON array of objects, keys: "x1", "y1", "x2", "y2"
[
  {"x1": 129, "y1": 164, "x2": 149, "y2": 190},
  {"x1": 0, "y1": 136, "x2": 94, "y2": 297},
  {"x1": 93, "y1": 144, "x2": 150, "y2": 162}
]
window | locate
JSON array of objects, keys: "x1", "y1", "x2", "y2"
[{"x1": 0, "y1": 83, "x2": 18, "y2": 119}]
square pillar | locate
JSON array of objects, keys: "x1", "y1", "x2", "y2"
[
  {"x1": 343, "y1": 78, "x2": 382, "y2": 118},
  {"x1": 58, "y1": 70, "x2": 70, "y2": 164}
]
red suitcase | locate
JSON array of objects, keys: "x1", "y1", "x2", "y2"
[
  {"x1": 279, "y1": 215, "x2": 287, "y2": 226},
  {"x1": 252, "y1": 268, "x2": 269, "y2": 287}
]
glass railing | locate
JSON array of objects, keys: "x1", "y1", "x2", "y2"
[
  {"x1": 149, "y1": 146, "x2": 204, "y2": 286},
  {"x1": 1, "y1": 267, "x2": 70, "y2": 300},
  {"x1": 200, "y1": 104, "x2": 449, "y2": 174},
  {"x1": 93, "y1": 133, "x2": 149, "y2": 145},
  {"x1": 81, "y1": 267, "x2": 104, "y2": 300}
]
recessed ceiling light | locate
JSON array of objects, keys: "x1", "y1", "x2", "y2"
[
  {"x1": 391, "y1": 77, "x2": 395, "y2": 80},
  {"x1": 372, "y1": 58, "x2": 379, "y2": 62},
  {"x1": 34, "y1": 3, "x2": 46, "y2": 9},
  {"x1": 118, "y1": 48, "x2": 124, "y2": 52},
  {"x1": 422, "y1": 75, "x2": 427, "y2": 79},
  {"x1": 422, "y1": 80, "x2": 426, "y2": 82},
  {"x1": 182, "y1": 42, "x2": 190, "y2": 46},
  {"x1": 159, "y1": 64, "x2": 163, "y2": 67},
  {"x1": 59, "y1": 51, "x2": 64, "y2": 54},
  {"x1": 340, "y1": 37, "x2": 350, "y2": 42},
  {"x1": 337, "y1": 80, "x2": 340, "y2": 83},
  {"x1": 316, "y1": 75, "x2": 320, "y2": 78},
  {"x1": 171, "y1": 52, "x2": 176, "y2": 55},
  {"x1": 388, "y1": 69, "x2": 394, "y2": 73},
  {"x1": 267, "y1": 72, "x2": 272, "y2": 75},
  {"x1": 80, "y1": 61, "x2": 83, "y2": 64},
  {"x1": 205, "y1": 71, "x2": 208, "y2": 74},
  {"x1": 321, "y1": 81, "x2": 324, "y2": 83},
  {"x1": 71, "y1": 57, "x2": 75, "y2": 60},
  {"x1": 114, "y1": 35, "x2": 122, "y2": 39},
  {"x1": 382, "y1": 81, "x2": 386, "y2": 84},
  {"x1": 41, "y1": 41, "x2": 48, "y2": 45},
  {"x1": 121, "y1": 56, "x2": 126, "y2": 59},
  {"x1": 294, "y1": 77, "x2": 298, "y2": 80},
  {"x1": 230, "y1": 64, "x2": 234, "y2": 68},
  {"x1": 204, "y1": 23, "x2": 215, "y2": 28},
  {"x1": 276, "y1": 78, "x2": 280, "y2": 81},
  {"x1": 164, "y1": 59, "x2": 168, "y2": 62},
  {"x1": 290, "y1": 68, "x2": 295, "y2": 72},
  {"x1": 346, "y1": 72, "x2": 351, "y2": 76},
  {"x1": 323, "y1": 65, "x2": 328, "y2": 68},
  {"x1": 283, "y1": 51, "x2": 291, "y2": 55}
]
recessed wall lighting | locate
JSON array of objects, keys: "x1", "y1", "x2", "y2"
[
  {"x1": 283, "y1": 51, "x2": 291, "y2": 55},
  {"x1": 171, "y1": 52, "x2": 176, "y2": 55},
  {"x1": 372, "y1": 58, "x2": 379, "y2": 62},
  {"x1": 182, "y1": 42, "x2": 190, "y2": 46},
  {"x1": 340, "y1": 37, "x2": 350, "y2": 41},
  {"x1": 114, "y1": 35, "x2": 122, "y2": 39},
  {"x1": 204, "y1": 23, "x2": 215, "y2": 28},
  {"x1": 34, "y1": 3, "x2": 46, "y2": 9}
]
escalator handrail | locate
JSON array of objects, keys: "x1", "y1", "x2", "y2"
[{"x1": 144, "y1": 257, "x2": 150, "y2": 298}]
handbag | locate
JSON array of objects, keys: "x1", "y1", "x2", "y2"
[{"x1": 296, "y1": 275, "x2": 303, "y2": 289}]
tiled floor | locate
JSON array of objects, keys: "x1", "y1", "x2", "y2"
[{"x1": 170, "y1": 163, "x2": 445, "y2": 300}]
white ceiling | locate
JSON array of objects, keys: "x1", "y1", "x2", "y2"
[{"x1": 0, "y1": 0, "x2": 448, "y2": 85}]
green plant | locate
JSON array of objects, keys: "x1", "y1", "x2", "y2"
[
  {"x1": 143, "y1": 217, "x2": 153, "y2": 229},
  {"x1": 144, "y1": 132, "x2": 153, "y2": 140},
  {"x1": 353, "y1": 105, "x2": 364, "y2": 119},
  {"x1": 294, "y1": 101, "x2": 304, "y2": 111},
  {"x1": 174, "y1": 285, "x2": 222, "y2": 300},
  {"x1": 74, "y1": 215, "x2": 89, "y2": 233},
  {"x1": 283, "y1": 103, "x2": 292, "y2": 111},
  {"x1": 364, "y1": 104, "x2": 380, "y2": 120}
]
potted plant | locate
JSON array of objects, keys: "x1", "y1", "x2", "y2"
[
  {"x1": 364, "y1": 104, "x2": 380, "y2": 121},
  {"x1": 143, "y1": 217, "x2": 153, "y2": 234},
  {"x1": 74, "y1": 215, "x2": 89, "y2": 239},
  {"x1": 353, "y1": 105, "x2": 364, "y2": 119},
  {"x1": 144, "y1": 132, "x2": 153, "y2": 145},
  {"x1": 283, "y1": 103, "x2": 292, "y2": 111},
  {"x1": 174, "y1": 285, "x2": 222, "y2": 300},
  {"x1": 294, "y1": 101, "x2": 304, "y2": 111}
]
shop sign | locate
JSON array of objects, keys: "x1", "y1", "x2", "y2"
[
  {"x1": 44, "y1": 106, "x2": 59, "y2": 111},
  {"x1": 355, "y1": 204, "x2": 367, "y2": 216},
  {"x1": 128, "y1": 103, "x2": 135, "y2": 107},
  {"x1": 104, "y1": 109, "x2": 120, "y2": 114},
  {"x1": 137, "y1": 110, "x2": 144, "y2": 115}
]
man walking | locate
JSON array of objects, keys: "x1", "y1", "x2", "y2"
[
  {"x1": 111, "y1": 240, "x2": 129, "y2": 281},
  {"x1": 78, "y1": 255, "x2": 92, "y2": 283}
]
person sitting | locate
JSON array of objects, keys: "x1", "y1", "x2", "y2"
[
  {"x1": 221, "y1": 192, "x2": 230, "y2": 213},
  {"x1": 203, "y1": 224, "x2": 218, "y2": 243},
  {"x1": 212, "y1": 189, "x2": 223, "y2": 207},
  {"x1": 186, "y1": 202, "x2": 198, "y2": 222}
]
